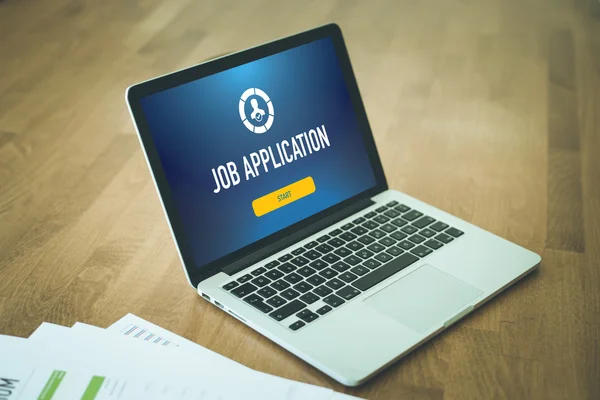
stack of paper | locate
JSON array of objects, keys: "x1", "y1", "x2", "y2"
[{"x1": 1, "y1": 314, "x2": 362, "y2": 399}]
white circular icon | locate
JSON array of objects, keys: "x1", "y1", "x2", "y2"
[{"x1": 239, "y1": 88, "x2": 274, "y2": 134}]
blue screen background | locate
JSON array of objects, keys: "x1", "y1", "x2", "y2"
[{"x1": 141, "y1": 37, "x2": 377, "y2": 268}]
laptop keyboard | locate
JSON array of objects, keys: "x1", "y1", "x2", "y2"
[{"x1": 221, "y1": 201, "x2": 464, "y2": 331}]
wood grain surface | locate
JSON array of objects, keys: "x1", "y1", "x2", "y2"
[{"x1": 1, "y1": 0, "x2": 599, "y2": 399}]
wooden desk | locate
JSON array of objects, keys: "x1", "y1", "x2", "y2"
[{"x1": 1, "y1": 0, "x2": 599, "y2": 398}]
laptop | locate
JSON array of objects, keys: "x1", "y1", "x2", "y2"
[{"x1": 126, "y1": 24, "x2": 540, "y2": 386}]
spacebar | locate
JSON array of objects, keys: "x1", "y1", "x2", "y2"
[{"x1": 352, "y1": 253, "x2": 419, "y2": 291}]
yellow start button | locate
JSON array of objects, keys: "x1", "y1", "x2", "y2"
[{"x1": 252, "y1": 176, "x2": 316, "y2": 217}]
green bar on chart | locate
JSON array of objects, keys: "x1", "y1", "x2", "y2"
[
  {"x1": 37, "y1": 370, "x2": 66, "y2": 400},
  {"x1": 81, "y1": 376, "x2": 106, "y2": 400}
]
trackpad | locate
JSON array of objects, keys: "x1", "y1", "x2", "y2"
[{"x1": 364, "y1": 264, "x2": 483, "y2": 333}]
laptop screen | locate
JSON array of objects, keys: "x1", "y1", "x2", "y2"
[{"x1": 140, "y1": 37, "x2": 377, "y2": 269}]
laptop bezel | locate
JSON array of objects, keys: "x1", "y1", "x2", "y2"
[{"x1": 126, "y1": 23, "x2": 387, "y2": 287}]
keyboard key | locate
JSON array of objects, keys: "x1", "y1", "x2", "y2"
[
  {"x1": 314, "y1": 285, "x2": 333, "y2": 297},
  {"x1": 326, "y1": 278, "x2": 344, "y2": 290},
  {"x1": 304, "y1": 241, "x2": 319, "y2": 249},
  {"x1": 271, "y1": 279, "x2": 290, "y2": 291},
  {"x1": 401, "y1": 225, "x2": 418, "y2": 235},
  {"x1": 265, "y1": 260, "x2": 280, "y2": 269},
  {"x1": 369, "y1": 229, "x2": 386, "y2": 239},
  {"x1": 391, "y1": 218, "x2": 408, "y2": 227},
  {"x1": 289, "y1": 320, "x2": 305, "y2": 331},
  {"x1": 279, "y1": 254, "x2": 293, "y2": 262},
  {"x1": 251, "y1": 267, "x2": 267, "y2": 276},
  {"x1": 283, "y1": 273, "x2": 302, "y2": 284},
  {"x1": 327, "y1": 237, "x2": 345, "y2": 248},
  {"x1": 231, "y1": 283, "x2": 258, "y2": 298},
  {"x1": 315, "y1": 243, "x2": 334, "y2": 254},
  {"x1": 304, "y1": 250, "x2": 321, "y2": 260},
  {"x1": 358, "y1": 235, "x2": 376, "y2": 245},
  {"x1": 435, "y1": 232, "x2": 454, "y2": 243},
  {"x1": 380, "y1": 223, "x2": 397, "y2": 233},
  {"x1": 291, "y1": 247, "x2": 306, "y2": 256},
  {"x1": 334, "y1": 247, "x2": 352, "y2": 257},
  {"x1": 365, "y1": 211, "x2": 377, "y2": 218},
  {"x1": 300, "y1": 292, "x2": 319, "y2": 304},
  {"x1": 331, "y1": 261, "x2": 350, "y2": 273},
  {"x1": 341, "y1": 223, "x2": 354, "y2": 231},
  {"x1": 408, "y1": 234, "x2": 426, "y2": 244},
  {"x1": 323, "y1": 253, "x2": 341, "y2": 263},
  {"x1": 350, "y1": 265, "x2": 369, "y2": 276},
  {"x1": 319, "y1": 268, "x2": 337, "y2": 279},
  {"x1": 413, "y1": 216, "x2": 435, "y2": 229},
  {"x1": 367, "y1": 243, "x2": 386, "y2": 253},
  {"x1": 384, "y1": 209, "x2": 401, "y2": 218},
  {"x1": 394, "y1": 204, "x2": 411, "y2": 213},
  {"x1": 297, "y1": 266, "x2": 316, "y2": 277},
  {"x1": 446, "y1": 227, "x2": 464, "y2": 237},
  {"x1": 317, "y1": 234, "x2": 331, "y2": 243},
  {"x1": 402, "y1": 210, "x2": 423, "y2": 221},
  {"x1": 424, "y1": 239, "x2": 443, "y2": 250},
  {"x1": 307, "y1": 274, "x2": 326, "y2": 286},
  {"x1": 323, "y1": 294, "x2": 345, "y2": 308},
  {"x1": 353, "y1": 217, "x2": 366, "y2": 224},
  {"x1": 277, "y1": 263, "x2": 295, "y2": 273},
  {"x1": 362, "y1": 220, "x2": 379, "y2": 230},
  {"x1": 293, "y1": 281, "x2": 313, "y2": 293},
  {"x1": 376, "y1": 206, "x2": 388, "y2": 213},
  {"x1": 237, "y1": 274, "x2": 252, "y2": 283},
  {"x1": 257, "y1": 286, "x2": 276, "y2": 298},
  {"x1": 352, "y1": 253, "x2": 419, "y2": 291},
  {"x1": 411, "y1": 245, "x2": 433, "y2": 257},
  {"x1": 316, "y1": 305, "x2": 332, "y2": 315},
  {"x1": 398, "y1": 240, "x2": 415, "y2": 250},
  {"x1": 243, "y1": 294, "x2": 273, "y2": 313},
  {"x1": 362, "y1": 259, "x2": 382, "y2": 269},
  {"x1": 223, "y1": 281, "x2": 239, "y2": 291},
  {"x1": 350, "y1": 226, "x2": 368, "y2": 236},
  {"x1": 330, "y1": 228, "x2": 343, "y2": 236},
  {"x1": 379, "y1": 237, "x2": 397, "y2": 247},
  {"x1": 309, "y1": 259, "x2": 328, "y2": 270},
  {"x1": 296, "y1": 309, "x2": 319, "y2": 323},
  {"x1": 386, "y1": 246, "x2": 404, "y2": 256},
  {"x1": 339, "y1": 232, "x2": 357, "y2": 241},
  {"x1": 290, "y1": 256, "x2": 309, "y2": 267},
  {"x1": 280, "y1": 288, "x2": 301, "y2": 300},
  {"x1": 269, "y1": 300, "x2": 306, "y2": 321},
  {"x1": 356, "y1": 249, "x2": 375, "y2": 259},
  {"x1": 346, "y1": 241, "x2": 364, "y2": 251},
  {"x1": 344, "y1": 255, "x2": 362, "y2": 266},
  {"x1": 337, "y1": 286, "x2": 361, "y2": 300},
  {"x1": 387, "y1": 200, "x2": 399, "y2": 207},
  {"x1": 251, "y1": 276, "x2": 271, "y2": 287},
  {"x1": 373, "y1": 215, "x2": 390, "y2": 224},
  {"x1": 375, "y1": 252, "x2": 393, "y2": 263},
  {"x1": 419, "y1": 228, "x2": 436, "y2": 238},
  {"x1": 267, "y1": 295, "x2": 286, "y2": 308},
  {"x1": 430, "y1": 221, "x2": 449, "y2": 232},
  {"x1": 390, "y1": 231, "x2": 408, "y2": 241},
  {"x1": 339, "y1": 272, "x2": 358, "y2": 283}
]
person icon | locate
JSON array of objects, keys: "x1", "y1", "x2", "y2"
[{"x1": 250, "y1": 98, "x2": 266, "y2": 122}]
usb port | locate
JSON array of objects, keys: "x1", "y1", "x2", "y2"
[{"x1": 201, "y1": 292, "x2": 211, "y2": 301}]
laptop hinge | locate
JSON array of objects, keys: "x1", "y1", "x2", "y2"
[{"x1": 222, "y1": 197, "x2": 376, "y2": 276}]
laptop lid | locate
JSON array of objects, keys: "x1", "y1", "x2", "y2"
[{"x1": 127, "y1": 24, "x2": 387, "y2": 287}]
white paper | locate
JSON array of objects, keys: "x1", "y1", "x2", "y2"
[
  {"x1": 106, "y1": 314, "x2": 363, "y2": 400},
  {"x1": 30, "y1": 322, "x2": 333, "y2": 400},
  {"x1": 0, "y1": 333, "x2": 214, "y2": 399}
]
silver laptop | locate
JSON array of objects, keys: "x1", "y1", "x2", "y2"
[{"x1": 126, "y1": 24, "x2": 540, "y2": 386}]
